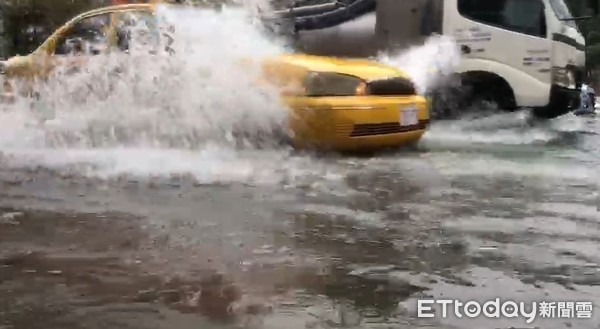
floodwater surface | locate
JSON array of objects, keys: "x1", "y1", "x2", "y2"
[{"x1": 1, "y1": 4, "x2": 599, "y2": 329}]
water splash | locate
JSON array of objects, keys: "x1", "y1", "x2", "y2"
[
  {"x1": 0, "y1": 4, "x2": 577, "y2": 186},
  {"x1": 375, "y1": 34, "x2": 589, "y2": 153},
  {"x1": 378, "y1": 34, "x2": 461, "y2": 95},
  {"x1": 1, "y1": 4, "x2": 289, "y2": 151},
  {"x1": 0, "y1": 4, "x2": 306, "y2": 184}
]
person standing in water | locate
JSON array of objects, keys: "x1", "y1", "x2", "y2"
[
  {"x1": 574, "y1": 82, "x2": 596, "y2": 115},
  {"x1": 587, "y1": 84, "x2": 596, "y2": 110}
]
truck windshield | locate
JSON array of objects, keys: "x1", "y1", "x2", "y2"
[{"x1": 548, "y1": 0, "x2": 578, "y2": 29}]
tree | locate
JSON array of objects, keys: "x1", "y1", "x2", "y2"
[{"x1": 562, "y1": 0, "x2": 600, "y2": 84}]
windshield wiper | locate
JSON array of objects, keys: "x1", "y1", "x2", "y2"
[{"x1": 558, "y1": 16, "x2": 593, "y2": 21}]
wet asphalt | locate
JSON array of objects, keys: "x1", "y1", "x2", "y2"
[{"x1": 0, "y1": 111, "x2": 599, "y2": 329}]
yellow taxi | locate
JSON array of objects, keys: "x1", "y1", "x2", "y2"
[{"x1": 0, "y1": 2, "x2": 430, "y2": 152}]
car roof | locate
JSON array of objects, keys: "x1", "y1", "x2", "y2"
[{"x1": 69, "y1": 3, "x2": 156, "y2": 22}]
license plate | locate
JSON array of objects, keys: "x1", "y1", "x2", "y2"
[{"x1": 400, "y1": 106, "x2": 418, "y2": 126}]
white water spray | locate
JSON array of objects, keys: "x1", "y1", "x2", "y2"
[
  {"x1": 379, "y1": 34, "x2": 461, "y2": 95},
  {"x1": 376, "y1": 35, "x2": 588, "y2": 152},
  {"x1": 4, "y1": 5, "x2": 289, "y2": 150},
  {"x1": 0, "y1": 3, "x2": 306, "y2": 184},
  {"x1": 0, "y1": 4, "x2": 574, "y2": 185}
]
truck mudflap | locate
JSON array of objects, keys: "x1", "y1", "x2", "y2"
[{"x1": 531, "y1": 85, "x2": 580, "y2": 119}]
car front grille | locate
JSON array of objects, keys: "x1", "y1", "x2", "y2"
[
  {"x1": 350, "y1": 119, "x2": 430, "y2": 137},
  {"x1": 366, "y1": 77, "x2": 417, "y2": 96}
]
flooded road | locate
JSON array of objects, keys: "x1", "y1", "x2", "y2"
[
  {"x1": 1, "y1": 112, "x2": 598, "y2": 329},
  {"x1": 1, "y1": 4, "x2": 599, "y2": 328}
]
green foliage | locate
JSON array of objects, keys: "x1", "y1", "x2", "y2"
[
  {"x1": 587, "y1": 43, "x2": 600, "y2": 68},
  {"x1": 588, "y1": 30, "x2": 600, "y2": 45},
  {"x1": 562, "y1": 0, "x2": 600, "y2": 78}
]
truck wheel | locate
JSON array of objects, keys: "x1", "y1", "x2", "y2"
[
  {"x1": 461, "y1": 72, "x2": 517, "y2": 117},
  {"x1": 429, "y1": 72, "x2": 516, "y2": 120}
]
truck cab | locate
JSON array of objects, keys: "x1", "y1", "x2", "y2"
[{"x1": 272, "y1": 0, "x2": 598, "y2": 119}]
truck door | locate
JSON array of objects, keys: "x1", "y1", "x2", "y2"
[{"x1": 448, "y1": 0, "x2": 551, "y2": 87}]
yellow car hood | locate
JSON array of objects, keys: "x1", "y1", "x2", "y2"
[{"x1": 266, "y1": 53, "x2": 410, "y2": 82}]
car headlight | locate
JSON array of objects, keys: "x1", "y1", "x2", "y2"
[
  {"x1": 303, "y1": 71, "x2": 366, "y2": 97},
  {"x1": 552, "y1": 67, "x2": 576, "y2": 89}
]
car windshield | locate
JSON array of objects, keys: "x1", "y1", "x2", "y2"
[
  {"x1": 548, "y1": 0, "x2": 578, "y2": 29},
  {"x1": 121, "y1": 11, "x2": 160, "y2": 34},
  {"x1": 116, "y1": 11, "x2": 162, "y2": 52}
]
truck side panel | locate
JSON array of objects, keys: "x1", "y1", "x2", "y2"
[{"x1": 443, "y1": 0, "x2": 553, "y2": 107}]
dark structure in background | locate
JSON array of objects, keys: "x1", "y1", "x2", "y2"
[
  {"x1": 0, "y1": 0, "x2": 106, "y2": 58},
  {"x1": 265, "y1": 0, "x2": 443, "y2": 57}
]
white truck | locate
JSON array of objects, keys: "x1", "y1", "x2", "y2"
[{"x1": 266, "y1": 0, "x2": 598, "y2": 119}]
